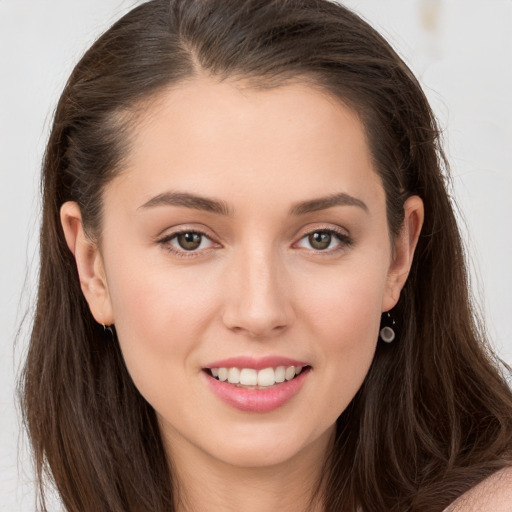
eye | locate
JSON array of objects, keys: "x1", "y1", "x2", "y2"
[
  {"x1": 159, "y1": 230, "x2": 217, "y2": 256},
  {"x1": 173, "y1": 232, "x2": 205, "y2": 251},
  {"x1": 296, "y1": 228, "x2": 351, "y2": 252}
]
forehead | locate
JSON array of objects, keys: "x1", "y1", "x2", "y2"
[{"x1": 109, "y1": 78, "x2": 382, "y2": 212}]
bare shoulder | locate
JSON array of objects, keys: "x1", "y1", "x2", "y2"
[{"x1": 444, "y1": 466, "x2": 512, "y2": 512}]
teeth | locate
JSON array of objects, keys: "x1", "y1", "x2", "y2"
[
  {"x1": 257, "y1": 367, "x2": 275, "y2": 387},
  {"x1": 275, "y1": 366, "x2": 286, "y2": 383},
  {"x1": 227, "y1": 367, "x2": 240, "y2": 384},
  {"x1": 209, "y1": 365, "x2": 306, "y2": 387},
  {"x1": 240, "y1": 368, "x2": 258, "y2": 386},
  {"x1": 285, "y1": 366, "x2": 296, "y2": 381}
]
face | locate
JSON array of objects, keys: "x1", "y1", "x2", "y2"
[{"x1": 63, "y1": 78, "x2": 422, "y2": 471}]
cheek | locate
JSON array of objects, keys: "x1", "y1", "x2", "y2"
[
  {"x1": 107, "y1": 252, "x2": 216, "y2": 338},
  {"x1": 104, "y1": 263, "x2": 217, "y2": 416},
  {"x1": 103, "y1": 253, "x2": 221, "y2": 389},
  {"x1": 301, "y1": 258, "x2": 386, "y2": 341},
  {"x1": 297, "y1": 261, "x2": 387, "y2": 409}
]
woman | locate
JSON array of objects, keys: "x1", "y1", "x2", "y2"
[{"x1": 20, "y1": 0, "x2": 512, "y2": 510}]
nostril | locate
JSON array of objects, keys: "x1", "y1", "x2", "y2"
[{"x1": 229, "y1": 323, "x2": 288, "y2": 339}]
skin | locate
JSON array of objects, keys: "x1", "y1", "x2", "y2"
[
  {"x1": 444, "y1": 467, "x2": 512, "y2": 512},
  {"x1": 61, "y1": 79, "x2": 425, "y2": 511}
]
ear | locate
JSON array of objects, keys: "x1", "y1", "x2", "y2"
[
  {"x1": 382, "y1": 195, "x2": 424, "y2": 312},
  {"x1": 60, "y1": 201, "x2": 114, "y2": 325}
]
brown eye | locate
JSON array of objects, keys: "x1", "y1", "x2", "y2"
[
  {"x1": 296, "y1": 228, "x2": 351, "y2": 253},
  {"x1": 308, "y1": 231, "x2": 332, "y2": 250},
  {"x1": 159, "y1": 229, "x2": 216, "y2": 256},
  {"x1": 176, "y1": 232, "x2": 203, "y2": 250}
]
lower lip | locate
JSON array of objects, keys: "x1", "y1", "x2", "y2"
[{"x1": 204, "y1": 368, "x2": 310, "y2": 413}]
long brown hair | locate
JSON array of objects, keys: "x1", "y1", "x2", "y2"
[{"x1": 20, "y1": 1, "x2": 512, "y2": 511}]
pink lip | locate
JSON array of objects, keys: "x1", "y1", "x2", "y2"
[
  {"x1": 205, "y1": 356, "x2": 308, "y2": 370},
  {"x1": 203, "y1": 367, "x2": 311, "y2": 413}
]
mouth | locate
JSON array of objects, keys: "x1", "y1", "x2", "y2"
[
  {"x1": 202, "y1": 356, "x2": 312, "y2": 412},
  {"x1": 204, "y1": 365, "x2": 311, "y2": 389}
]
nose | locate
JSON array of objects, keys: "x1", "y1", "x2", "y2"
[{"x1": 221, "y1": 246, "x2": 293, "y2": 338}]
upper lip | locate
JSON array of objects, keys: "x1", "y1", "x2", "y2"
[{"x1": 204, "y1": 356, "x2": 309, "y2": 371}]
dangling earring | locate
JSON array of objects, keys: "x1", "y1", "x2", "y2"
[{"x1": 379, "y1": 312, "x2": 396, "y2": 343}]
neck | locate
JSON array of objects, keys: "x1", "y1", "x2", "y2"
[{"x1": 164, "y1": 426, "x2": 334, "y2": 512}]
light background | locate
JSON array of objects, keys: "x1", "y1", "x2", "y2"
[{"x1": 1, "y1": 1, "x2": 511, "y2": 510}]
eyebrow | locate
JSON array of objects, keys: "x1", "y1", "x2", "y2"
[
  {"x1": 139, "y1": 191, "x2": 233, "y2": 216},
  {"x1": 289, "y1": 192, "x2": 368, "y2": 215},
  {"x1": 139, "y1": 191, "x2": 368, "y2": 216}
]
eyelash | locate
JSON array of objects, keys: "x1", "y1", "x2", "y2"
[{"x1": 157, "y1": 227, "x2": 352, "y2": 259}]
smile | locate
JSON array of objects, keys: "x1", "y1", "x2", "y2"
[
  {"x1": 208, "y1": 365, "x2": 306, "y2": 388},
  {"x1": 203, "y1": 359, "x2": 311, "y2": 412}
]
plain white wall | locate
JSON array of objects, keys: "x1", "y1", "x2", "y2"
[{"x1": 1, "y1": 1, "x2": 510, "y2": 510}]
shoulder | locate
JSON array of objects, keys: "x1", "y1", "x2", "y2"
[{"x1": 444, "y1": 466, "x2": 512, "y2": 512}]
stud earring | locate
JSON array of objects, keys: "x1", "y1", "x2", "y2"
[{"x1": 379, "y1": 312, "x2": 396, "y2": 343}]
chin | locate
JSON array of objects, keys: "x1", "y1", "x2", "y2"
[{"x1": 203, "y1": 423, "x2": 334, "y2": 470}]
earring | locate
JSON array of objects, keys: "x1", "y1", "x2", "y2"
[
  {"x1": 379, "y1": 312, "x2": 396, "y2": 343},
  {"x1": 101, "y1": 323, "x2": 114, "y2": 336}
]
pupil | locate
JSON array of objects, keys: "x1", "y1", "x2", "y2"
[
  {"x1": 309, "y1": 232, "x2": 331, "y2": 250},
  {"x1": 178, "y1": 232, "x2": 201, "y2": 250}
]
